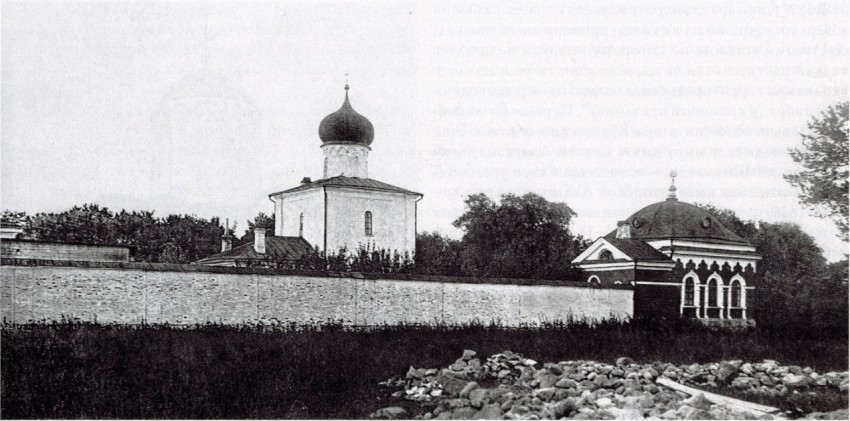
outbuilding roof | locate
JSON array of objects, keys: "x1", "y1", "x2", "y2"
[
  {"x1": 194, "y1": 236, "x2": 314, "y2": 266},
  {"x1": 603, "y1": 238, "x2": 671, "y2": 261}
]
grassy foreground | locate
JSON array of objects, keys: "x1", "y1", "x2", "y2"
[{"x1": 1, "y1": 319, "x2": 847, "y2": 419}]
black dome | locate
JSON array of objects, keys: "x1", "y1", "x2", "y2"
[
  {"x1": 318, "y1": 87, "x2": 374, "y2": 146},
  {"x1": 606, "y1": 199, "x2": 750, "y2": 245}
]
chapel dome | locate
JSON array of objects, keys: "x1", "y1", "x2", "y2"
[
  {"x1": 607, "y1": 199, "x2": 750, "y2": 245},
  {"x1": 318, "y1": 85, "x2": 374, "y2": 146}
]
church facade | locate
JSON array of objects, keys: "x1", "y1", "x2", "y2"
[
  {"x1": 196, "y1": 85, "x2": 421, "y2": 266},
  {"x1": 571, "y1": 175, "x2": 761, "y2": 325}
]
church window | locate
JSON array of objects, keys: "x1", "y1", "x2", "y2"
[
  {"x1": 324, "y1": 158, "x2": 328, "y2": 176},
  {"x1": 684, "y1": 278, "x2": 695, "y2": 306},
  {"x1": 588, "y1": 275, "x2": 600, "y2": 284},
  {"x1": 299, "y1": 213, "x2": 304, "y2": 237},
  {"x1": 598, "y1": 249, "x2": 614, "y2": 260},
  {"x1": 731, "y1": 280, "x2": 742, "y2": 307},
  {"x1": 365, "y1": 211, "x2": 373, "y2": 236},
  {"x1": 708, "y1": 279, "x2": 717, "y2": 307}
]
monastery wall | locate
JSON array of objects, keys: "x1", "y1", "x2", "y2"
[
  {"x1": 1, "y1": 240, "x2": 131, "y2": 263},
  {"x1": 0, "y1": 261, "x2": 632, "y2": 326}
]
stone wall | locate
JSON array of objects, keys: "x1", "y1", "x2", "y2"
[
  {"x1": 0, "y1": 261, "x2": 633, "y2": 326},
  {"x1": 1, "y1": 240, "x2": 131, "y2": 263}
]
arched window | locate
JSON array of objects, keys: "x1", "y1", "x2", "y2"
[
  {"x1": 364, "y1": 211, "x2": 373, "y2": 236},
  {"x1": 708, "y1": 279, "x2": 717, "y2": 307},
  {"x1": 587, "y1": 275, "x2": 601, "y2": 284},
  {"x1": 598, "y1": 249, "x2": 614, "y2": 260},
  {"x1": 324, "y1": 158, "x2": 329, "y2": 177},
  {"x1": 731, "y1": 280, "x2": 742, "y2": 307},
  {"x1": 684, "y1": 278, "x2": 695, "y2": 306},
  {"x1": 299, "y1": 213, "x2": 304, "y2": 237}
]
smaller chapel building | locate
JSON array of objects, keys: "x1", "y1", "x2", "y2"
[{"x1": 571, "y1": 175, "x2": 760, "y2": 325}]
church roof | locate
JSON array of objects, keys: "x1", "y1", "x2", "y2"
[
  {"x1": 270, "y1": 176, "x2": 422, "y2": 197},
  {"x1": 604, "y1": 199, "x2": 750, "y2": 245},
  {"x1": 318, "y1": 85, "x2": 374, "y2": 146},
  {"x1": 194, "y1": 236, "x2": 313, "y2": 266}
]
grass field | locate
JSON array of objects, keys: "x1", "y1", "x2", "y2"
[{"x1": 1, "y1": 319, "x2": 847, "y2": 419}]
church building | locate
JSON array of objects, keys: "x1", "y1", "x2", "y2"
[
  {"x1": 571, "y1": 174, "x2": 761, "y2": 326},
  {"x1": 196, "y1": 85, "x2": 421, "y2": 266}
]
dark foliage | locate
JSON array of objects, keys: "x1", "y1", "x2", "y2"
[
  {"x1": 12, "y1": 204, "x2": 223, "y2": 264},
  {"x1": 237, "y1": 212, "x2": 275, "y2": 246},
  {"x1": 694, "y1": 203, "x2": 848, "y2": 338},
  {"x1": 1, "y1": 321, "x2": 846, "y2": 419},
  {"x1": 784, "y1": 102, "x2": 849, "y2": 241},
  {"x1": 451, "y1": 193, "x2": 589, "y2": 279},
  {"x1": 414, "y1": 231, "x2": 464, "y2": 276},
  {"x1": 240, "y1": 245, "x2": 414, "y2": 274}
]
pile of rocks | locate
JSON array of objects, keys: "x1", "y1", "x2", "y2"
[
  {"x1": 658, "y1": 359, "x2": 848, "y2": 397},
  {"x1": 371, "y1": 351, "x2": 848, "y2": 420}
]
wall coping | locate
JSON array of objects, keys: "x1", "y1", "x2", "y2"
[{"x1": 0, "y1": 258, "x2": 633, "y2": 289}]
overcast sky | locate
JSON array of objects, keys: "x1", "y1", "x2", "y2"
[{"x1": 2, "y1": 1, "x2": 847, "y2": 261}]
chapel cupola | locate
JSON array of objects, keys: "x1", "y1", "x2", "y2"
[{"x1": 318, "y1": 84, "x2": 373, "y2": 178}]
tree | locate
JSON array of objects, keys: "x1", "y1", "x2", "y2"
[
  {"x1": 693, "y1": 202, "x2": 759, "y2": 241},
  {"x1": 784, "y1": 102, "x2": 849, "y2": 241},
  {"x1": 238, "y1": 212, "x2": 275, "y2": 245},
  {"x1": 414, "y1": 231, "x2": 464, "y2": 276},
  {"x1": 25, "y1": 204, "x2": 118, "y2": 245},
  {"x1": 158, "y1": 214, "x2": 222, "y2": 264},
  {"x1": 22, "y1": 204, "x2": 226, "y2": 264},
  {"x1": 694, "y1": 203, "x2": 844, "y2": 336},
  {"x1": 452, "y1": 193, "x2": 584, "y2": 279}
]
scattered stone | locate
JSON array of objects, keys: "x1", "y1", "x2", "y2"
[
  {"x1": 370, "y1": 406, "x2": 407, "y2": 419},
  {"x1": 450, "y1": 407, "x2": 477, "y2": 420},
  {"x1": 459, "y1": 381, "x2": 478, "y2": 398},
  {"x1": 615, "y1": 357, "x2": 635, "y2": 367},
  {"x1": 716, "y1": 362, "x2": 739, "y2": 384},
  {"x1": 380, "y1": 350, "x2": 847, "y2": 420},
  {"x1": 682, "y1": 393, "x2": 711, "y2": 411},
  {"x1": 437, "y1": 372, "x2": 468, "y2": 397},
  {"x1": 783, "y1": 374, "x2": 810, "y2": 388},
  {"x1": 805, "y1": 409, "x2": 850, "y2": 419},
  {"x1": 552, "y1": 398, "x2": 579, "y2": 418},
  {"x1": 472, "y1": 403, "x2": 502, "y2": 420},
  {"x1": 533, "y1": 387, "x2": 556, "y2": 402},
  {"x1": 468, "y1": 388, "x2": 488, "y2": 408}
]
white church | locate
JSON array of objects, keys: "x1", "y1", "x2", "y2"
[{"x1": 196, "y1": 85, "x2": 422, "y2": 267}]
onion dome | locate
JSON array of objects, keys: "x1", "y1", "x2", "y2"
[{"x1": 318, "y1": 84, "x2": 374, "y2": 146}]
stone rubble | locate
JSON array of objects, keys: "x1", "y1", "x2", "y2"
[{"x1": 372, "y1": 350, "x2": 849, "y2": 420}]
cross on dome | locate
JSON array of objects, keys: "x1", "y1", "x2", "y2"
[{"x1": 667, "y1": 171, "x2": 678, "y2": 201}]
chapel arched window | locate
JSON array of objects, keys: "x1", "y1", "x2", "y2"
[
  {"x1": 299, "y1": 213, "x2": 304, "y2": 237},
  {"x1": 365, "y1": 211, "x2": 373, "y2": 236},
  {"x1": 598, "y1": 249, "x2": 614, "y2": 260},
  {"x1": 684, "y1": 278, "x2": 695, "y2": 306},
  {"x1": 731, "y1": 280, "x2": 742, "y2": 307},
  {"x1": 708, "y1": 279, "x2": 718, "y2": 307}
]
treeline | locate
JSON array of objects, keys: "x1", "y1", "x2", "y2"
[
  {"x1": 695, "y1": 203, "x2": 848, "y2": 336},
  {"x1": 415, "y1": 193, "x2": 591, "y2": 280},
  {"x1": 2, "y1": 205, "x2": 228, "y2": 264}
]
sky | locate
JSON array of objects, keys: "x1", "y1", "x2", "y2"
[{"x1": 2, "y1": 0, "x2": 848, "y2": 261}]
